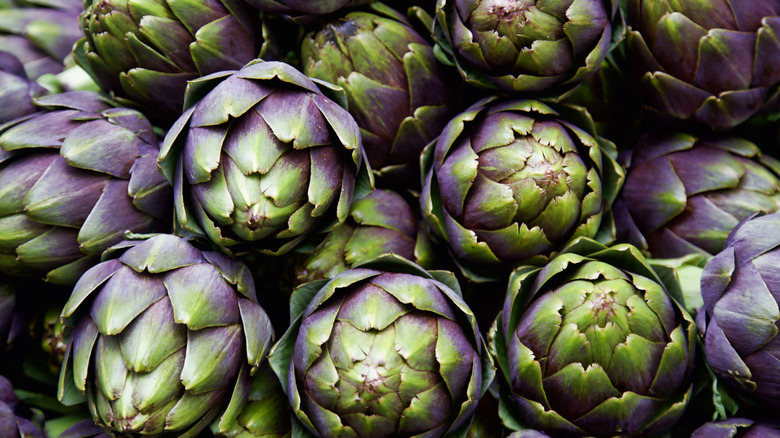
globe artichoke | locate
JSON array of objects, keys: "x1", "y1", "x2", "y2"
[
  {"x1": 75, "y1": 0, "x2": 274, "y2": 127},
  {"x1": 626, "y1": 0, "x2": 780, "y2": 129},
  {"x1": 492, "y1": 238, "x2": 696, "y2": 437},
  {"x1": 699, "y1": 212, "x2": 780, "y2": 410},
  {"x1": 295, "y1": 189, "x2": 423, "y2": 284},
  {"x1": 0, "y1": 1, "x2": 81, "y2": 79},
  {"x1": 614, "y1": 131, "x2": 780, "y2": 259},
  {"x1": 0, "y1": 375, "x2": 44, "y2": 438},
  {"x1": 159, "y1": 60, "x2": 369, "y2": 256},
  {"x1": 0, "y1": 51, "x2": 45, "y2": 124},
  {"x1": 211, "y1": 363, "x2": 291, "y2": 438},
  {"x1": 0, "y1": 91, "x2": 172, "y2": 284},
  {"x1": 57, "y1": 234, "x2": 275, "y2": 436},
  {"x1": 692, "y1": 418, "x2": 780, "y2": 438},
  {"x1": 269, "y1": 254, "x2": 494, "y2": 438},
  {"x1": 420, "y1": 97, "x2": 624, "y2": 272},
  {"x1": 433, "y1": 0, "x2": 619, "y2": 95},
  {"x1": 301, "y1": 3, "x2": 456, "y2": 185}
]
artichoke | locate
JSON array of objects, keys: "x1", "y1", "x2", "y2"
[
  {"x1": 75, "y1": 0, "x2": 273, "y2": 127},
  {"x1": 420, "y1": 97, "x2": 623, "y2": 272},
  {"x1": 492, "y1": 238, "x2": 696, "y2": 437},
  {"x1": 699, "y1": 212, "x2": 780, "y2": 410},
  {"x1": 0, "y1": 1, "x2": 81, "y2": 79},
  {"x1": 626, "y1": 0, "x2": 780, "y2": 129},
  {"x1": 0, "y1": 375, "x2": 44, "y2": 438},
  {"x1": 434, "y1": 0, "x2": 618, "y2": 95},
  {"x1": 269, "y1": 254, "x2": 494, "y2": 438},
  {"x1": 0, "y1": 91, "x2": 172, "y2": 284},
  {"x1": 0, "y1": 51, "x2": 46, "y2": 124},
  {"x1": 159, "y1": 60, "x2": 368, "y2": 256},
  {"x1": 57, "y1": 234, "x2": 275, "y2": 436},
  {"x1": 60, "y1": 419, "x2": 111, "y2": 438},
  {"x1": 301, "y1": 3, "x2": 456, "y2": 185},
  {"x1": 614, "y1": 131, "x2": 780, "y2": 259},
  {"x1": 692, "y1": 418, "x2": 780, "y2": 438},
  {"x1": 295, "y1": 189, "x2": 423, "y2": 284}
]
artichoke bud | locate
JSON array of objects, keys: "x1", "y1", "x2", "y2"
[
  {"x1": 435, "y1": 0, "x2": 618, "y2": 95},
  {"x1": 421, "y1": 97, "x2": 624, "y2": 271},
  {"x1": 159, "y1": 60, "x2": 369, "y2": 256},
  {"x1": 57, "y1": 234, "x2": 275, "y2": 436},
  {"x1": 269, "y1": 255, "x2": 494, "y2": 438},
  {"x1": 302, "y1": 6, "x2": 456, "y2": 186},
  {"x1": 76, "y1": 0, "x2": 273, "y2": 127},
  {"x1": 495, "y1": 238, "x2": 697, "y2": 437},
  {"x1": 700, "y1": 212, "x2": 780, "y2": 410},
  {"x1": 614, "y1": 131, "x2": 780, "y2": 258},
  {"x1": 0, "y1": 91, "x2": 172, "y2": 285}
]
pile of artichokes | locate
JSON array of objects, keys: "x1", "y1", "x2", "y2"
[{"x1": 1, "y1": 0, "x2": 780, "y2": 437}]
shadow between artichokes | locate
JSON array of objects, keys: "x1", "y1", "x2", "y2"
[
  {"x1": 268, "y1": 254, "x2": 494, "y2": 438},
  {"x1": 491, "y1": 237, "x2": 697, "y2": 437}
]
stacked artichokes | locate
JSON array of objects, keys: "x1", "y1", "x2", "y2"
[{"x1": 2, "y1": 0, "x2": 780, "y2": 437}]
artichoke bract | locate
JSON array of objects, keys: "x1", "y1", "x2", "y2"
[
  {"x1": 75, "y1": 0, "x2": 271, "y2": 127},
  {"x1": 269, "y1": 255, "x2": 494, "y2": 438},
  {"x1": 626, "y1": 0, "x2": 780, "y2": 129},
  {"x1": 0, "y1": 91, "x2": 172, "y2": 284},
  {"x1": 0, "y1": 1, "x2": 81, "y2": 79},
  {"x1": 301, "y1": 4, "x2": 456, "y2": 185},
  {"x1": 614, "y1": 131, "x2": 780, "y2": 259},
  {"x1": 493, "y1": 238, "x2": 696, "y2": 437},
  {"x1": 159, "y1": 61, "x2": 368, "y2": 256},
  {"x1": 0, "y1": 51, "x2": 46, "y2": 124},
  {"x1": 434, "y1": 0, "x2": 618, "y2": 95},
  {"x1": 699, "y1": 212, "x2": 780, "y2": 410},
  {"x1": 692, "y1": 418, "x2": 780, "y2": 438},
  {"x1": 296, "y1": 189, "x2": 421, "y2": 284},
  {"x1": 57, "y1": 234, "x2": 275, "y2": 437},
  {"x1": 420, "y1": 97, "x2": 623, "y2": 272}
]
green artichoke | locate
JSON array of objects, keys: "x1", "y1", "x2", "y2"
[
  {"x1": 75, "y1": 0, "x2": 275, "y2": 127},
  {"x1": 626, "y1": 0, "x2": 780, "y2": 129},
  {"x1": 699, "y1": 212, "x2": 780, "y2": 410},
  {"x1": 301, "y1": 3, "x2": 456, "y2": 185},
  {"x1": 269, "y1": 254, "x2": 494, "y2": 438},
  {"x1": 434, "y1": 0, "x2": 619, "y2": 95},
  {"x1": 0, "y1": 91, "x2": 172, "y2": 284},
  {"x1": 58, "y1": 234, "x2": 275, "y2": 437},
  {"x1": 159, "y1": 60, "x2": 369, "y2": 256},
  {"x1": 295, "y1": 189, "x2": 424, "y2": 284},
  {"x1": 0, "y1": 0, "x2": 82, "y2": 79},
  {"x1": 614, "y1": 131, "x2": 780, "y2": 259},
  {"x1": 492, "y1": 238, "x2": 696, "y2": 437},
  {"x1": 420, "y1": 97, "x2": 623, "y2": 272}
]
